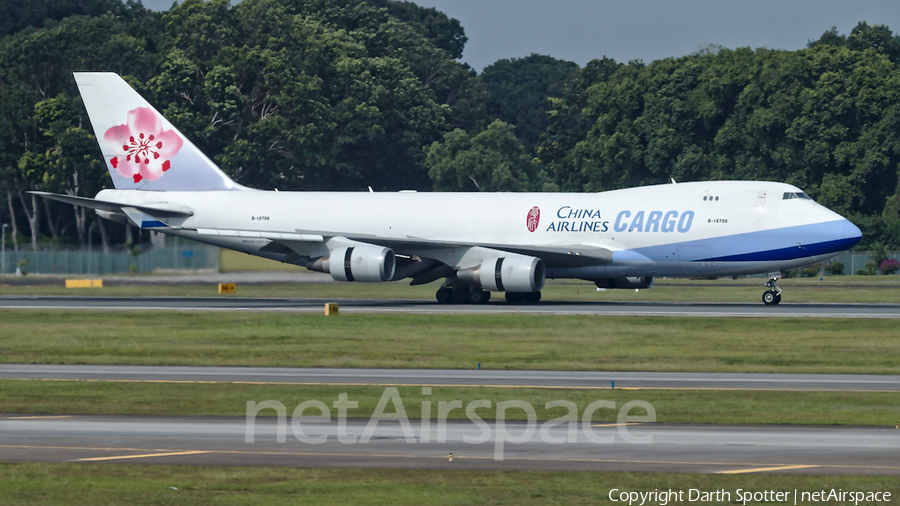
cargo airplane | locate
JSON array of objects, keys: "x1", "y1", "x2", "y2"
[{"x1": 35, "y1": 73, "x2": 862, "y2": 305}]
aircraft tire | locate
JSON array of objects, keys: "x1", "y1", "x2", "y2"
[
  {"x1": 762, "y1": 290, "x2": 779, "y2": 305},
  {"x1": 468, "y1": 290, "x2": 490, "y2": 304},
  {"x1": 436, "y1": 287, "x2": 452, "y2": 304},
  {"x1": 505, "y1": 292, "x2": 524, "y2": 303},
  {"x1": 522, "y1": 292, "x2": 541, "y2": 304},
  {"x1": 774, "y1": 293, "x2": 782, "y2": 304}
]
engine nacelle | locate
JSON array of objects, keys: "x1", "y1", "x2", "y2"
[
  {"x1": 457, "y1": 255, "x2": 545, "y2": 292},
  {"x1": 594, "y1": 276, "x2": 655, "y2": 289},
  {"x1": 311, "y1": 245, "x2": 396, "y2": 282}
]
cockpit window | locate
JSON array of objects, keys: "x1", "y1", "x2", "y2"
[{"x1": 783, "y1": 192, "x2": 813, "y2": 200}]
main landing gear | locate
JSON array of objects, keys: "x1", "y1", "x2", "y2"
[
  {"x1": 435, "y1": 283, "x2": 491, "y2": 305},
  {"x1": 762, "y1": 275, "x2": 782, "y2": 306},
  {"x1": 435, "y1": 283, "x2": 542, "y2": 305}
]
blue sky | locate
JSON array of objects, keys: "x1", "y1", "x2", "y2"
[{"x1": 138, "y1": 0, "x2": 900, "y2": 71}]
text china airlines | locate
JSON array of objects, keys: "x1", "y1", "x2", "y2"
[{"x1": 536, "y1": 206, "x2": 695, "y2": 233}]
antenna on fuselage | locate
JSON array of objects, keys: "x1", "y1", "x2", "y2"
[{"x1": 670, "y1": 178, "x2": 677, "y2": 184}]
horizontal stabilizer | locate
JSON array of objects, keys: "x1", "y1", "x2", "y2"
[{"x1": 30, "y1": 191, "x2": 193, "y2": 218}]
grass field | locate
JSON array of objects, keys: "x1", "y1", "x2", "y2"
[
  {"x1": 0, "y1": 310, "x2": 897, "y2": 374},
  {"x1": 2, "y1": 274, "x2": 900, "y2": 303},
  {"x1": 1, "y1": 463, "x2": 898, "y2": 505},
  {"x1": 3, "y1": 380, "x2": 899, "y2": 426}
]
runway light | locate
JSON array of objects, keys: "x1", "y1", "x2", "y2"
[{"x1": 448, "y1": 452, "x2": 452, "y2": 462}]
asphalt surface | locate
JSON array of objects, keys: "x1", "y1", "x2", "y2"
[
  {"x1": 2, "y1": 415, "x2": 898, "y2": 474},
  {"x1": 2, "y1": 295, "x2": 900, "y2": 317},
  {"x1": 3, "y1": 364, "x2": 899, "y2": 392}
]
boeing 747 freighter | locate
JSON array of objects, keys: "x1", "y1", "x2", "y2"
[{"x1": 35, "y1": 73, "x2": 862, "y2": 305}]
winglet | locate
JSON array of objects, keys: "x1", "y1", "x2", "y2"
[{"x1": 74, "y1": 72, "x2": 245, "y2": 191}]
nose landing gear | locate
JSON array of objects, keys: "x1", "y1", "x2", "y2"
[{"x1": 762, "y1": 275, "x2": 782, "y2": 305}]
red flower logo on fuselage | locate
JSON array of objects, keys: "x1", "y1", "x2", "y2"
[
  {"x1": 104, "y1": 107, "x2": 184, "y2": 184},
  {"x1": 526, "y1": 206, "x2": 540, "y2": 232}
]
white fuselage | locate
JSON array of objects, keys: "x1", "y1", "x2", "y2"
[{"x1": 97, "y1": 180, "x2": 861, "y2": 281}]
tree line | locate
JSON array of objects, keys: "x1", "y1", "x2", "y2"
[{"x1": 0, "y1": 0, "x2": 898, "y2": 252}]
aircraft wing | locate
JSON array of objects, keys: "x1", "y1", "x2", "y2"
[
  {"x1": 254, "y1": 229, "x2": 614, "y2": 268},
  {"x1": 191, "y1": 225, "x2": 614, "y2": 268}
]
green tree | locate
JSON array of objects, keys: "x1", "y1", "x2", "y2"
[
  {"x1": 153, "y1": 0, "x2": 468, "y2": 191},
  {"x1": 0, "y1": 0, "x2": 137, "y2": 37},
  {"x1": 539, "y1": 34, "x2": 900, "y2": 224},
  {"x1": 426, "y1": 120, "x2": 546, "y2": 192},
  {"x1": 0, "y1": 8, "x2": 159, "y2": 249},
  {"x1": 480, "y1": 54, "x2": 578, "y2": 154}
]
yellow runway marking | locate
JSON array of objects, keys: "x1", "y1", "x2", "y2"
[
  {"x1": 78, "y1": 451, "x2": 209, "y2": 462},
  {"x1": 591, "y1": 423, "x2": 641, "y2": 427},
  {"x1": 717, "y1": 464, "x2": 819, "y2": 474}
]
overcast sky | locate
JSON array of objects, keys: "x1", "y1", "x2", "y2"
[{"x1": 138, "y1": 0, "x2": 900, "y2": 72}]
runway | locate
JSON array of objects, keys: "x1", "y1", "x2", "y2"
[
  {"x1": 2, "y1": 295, "x2": 900, "y2": 317},
  {"x1": 3, "y1": 364, "x2": 900, "y2": 391},
  {"x1": 2, "y1": 415, "x2": 898, "y2": 474}
]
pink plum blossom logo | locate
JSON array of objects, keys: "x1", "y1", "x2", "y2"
[
  {"x1": 104, "y1": 107, "x2": 184, "y2": 183},
  {"x1": 526, "y1": 206, "x2": 540, "y2": 232}
]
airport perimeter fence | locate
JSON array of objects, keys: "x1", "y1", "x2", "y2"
[
  {"x1": 822, "y1": 251, "x2": 899, "y2": 276},
  {"x1": 0, "y1": 244, "x2": 219, "y2": 275}
]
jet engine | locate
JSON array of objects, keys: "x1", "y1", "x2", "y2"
[
  {"x1": 594, "y1": 276, "x2": 655, "y2": 289},
  {"x1": 457, "y1": 255, "x2": 545, "y2": 292},
  {"x1": 309, "y1": 245, "x2": 396, "y2": 282}
]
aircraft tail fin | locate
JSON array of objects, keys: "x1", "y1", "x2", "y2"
[{"x1": 74, "y1": 72, "x2": 244, "y2": 191}]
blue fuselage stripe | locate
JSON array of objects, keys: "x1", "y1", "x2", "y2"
[
  {"x1": 629, "y1": 220, "x2": 861, "y2": 264},
  {"x1": 699, "y1": 236, "x2": 861, "y2": 262}
]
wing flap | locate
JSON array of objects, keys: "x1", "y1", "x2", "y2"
[{"x1": 196, "y1": 229, "x2": 324, "y2": 242}]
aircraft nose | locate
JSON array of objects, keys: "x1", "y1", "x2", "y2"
[{"x1": 834, "y1": 218, "x2": 862, "y2": 250}]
